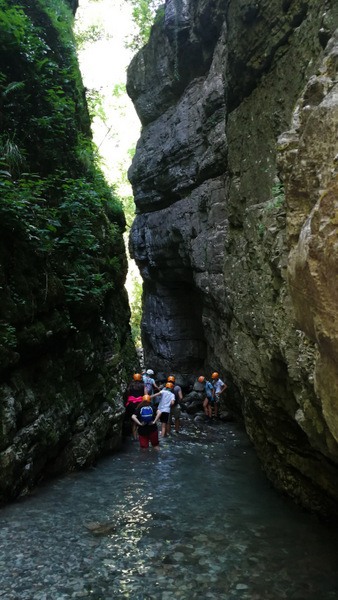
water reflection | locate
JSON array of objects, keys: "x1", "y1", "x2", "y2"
[{"x1": 0, "y1": 418, "x2": 338, "y2": 599}]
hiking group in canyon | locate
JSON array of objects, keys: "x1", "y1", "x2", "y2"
[{"x1": 125, "y1": 370, "x2": 227, "y2": 448}]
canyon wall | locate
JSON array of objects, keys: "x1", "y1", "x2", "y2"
[
  {"x1": 128, "y1": 0, "x2": 338, "y2": 518},
  {"x1": 0, "y1": 0, "x2": 136, "y2": 504}
]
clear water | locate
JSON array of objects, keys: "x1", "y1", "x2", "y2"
[{"x1": 1, "y1": 417, "x2": 338, "y2": 600}]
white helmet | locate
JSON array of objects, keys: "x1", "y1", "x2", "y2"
[{"x1": 147, "y1": 369, "x2": 154, "y2": 375}]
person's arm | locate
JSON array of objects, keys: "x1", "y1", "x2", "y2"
[
  {"x1": 153, "y1": 382, "x2": 160, "y2": 392},
  {"x1": 220, "y1": 383, "x2": 227, "y2": 394},
  {"x1": 131, "y1": 413, "x2": 144, "y2": 426},
  {"x1": 151, "y1": 391, "x2": 162, "y2": 399},
  {"x1": 178, "y1": 389, "x2": 183, "y2": 403}
]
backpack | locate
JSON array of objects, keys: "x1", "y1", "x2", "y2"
[{"x1": 140, "y1": 405, "x2": 153, "y2": 423}]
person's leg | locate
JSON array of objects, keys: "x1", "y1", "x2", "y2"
[
  {"x1": 215, "y1": 397, "x2": 219, "y2": 418},
  {"x1": 149, "y1": 429, "x2": 159, "y2": 448},
  {"x1": 132, "y1": 420, "x2": 138, "y2": 440},
  {"x1": 173, "y1": 405, "x2": 181, "y2": 432},
  {"x1": 139, "y1": 434, "x2": 149, "y2": 448},
  {"x1": 203, "y1": 397, "x2": 208, "y2": 416},
  {"x1": 208, "y1": 401, "x2": 212, "y2": 419},
  {"x1": 167, "y1": 409, "x2": 172, "y2": 433},
  {"x1": 160, "y1": 412, "x2": 169, "y2": 436}
]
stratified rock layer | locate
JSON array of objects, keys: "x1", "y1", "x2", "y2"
[{"x1": 128, "y1": 0, "x2": 338, "y2": 518}]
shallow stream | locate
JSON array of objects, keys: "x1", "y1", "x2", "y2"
[{"x1": 1, "y1": 416, "x2": 338, "y2": 600}]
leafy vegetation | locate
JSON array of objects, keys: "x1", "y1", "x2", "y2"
[
  {"x1": 0, "y1": 0, "x2": 131, "y2": 366},
  {"x1": 75, "y1": 23, "x2": 106, "y2": 50},
  {"x1": 74, "y1": 0, "x2": 144, "y2": 346},
  {"x1": 128, "y1": 272, "x2": 143, "y2": 346},
  {"x1": 124, "y1": 0, "x2": 164, "y2": 50},
  {"x1": 266, "y1": 182, "x2": 285, "y2": 210},
  {"x1": 0, "y1": 167, "x2": 125, "y2": 301},
  {"x1": 0, "y1": 0, "x2": 90, "y2": 175}
]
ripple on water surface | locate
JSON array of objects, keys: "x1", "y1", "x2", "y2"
[{"x1": 1, "y1": 417, "x2": 338, "y2": 600}]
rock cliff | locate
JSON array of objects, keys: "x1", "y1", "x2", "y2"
[
  {"x1": 0, "y1": 0, "x2": 136, "y2": 504},
  {"x1": 128, "y1": 0, "x2": 338, "y2": 518}
]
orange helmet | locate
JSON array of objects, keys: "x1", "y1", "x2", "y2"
[
  {"x1": 133, "y1": 373, "x2": 142, "y2": 381},
  {"x1": 143, "y1": 395, "x2": 151, "y2": 402},
  {"x1": 198, "y1": 376, "x2": 205, "y2": 383},
  {"x1": 166, "y1": 382, "x2": 174, "y2": 389},
  {"x1": 212, "y1": 372, "x2": 219, "y2": 380},
  {"x1": 168, "y1": 375, "x2": 175, "y2": 383}
]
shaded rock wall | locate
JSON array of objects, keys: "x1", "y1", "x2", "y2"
[
  {"x1": 0, "y1": 0, "x2": 136, "y2": 504},
  {"x1": 128, "y1": 0, "x2": 338, "y2": 517}
]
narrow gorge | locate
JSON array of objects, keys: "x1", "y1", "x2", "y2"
[
  {"x1": 0, "y1": 0, "x2": 338, "y2": 525},
  {"x1": 127, "y1": 0, "x2": 338, "y2": 519}
]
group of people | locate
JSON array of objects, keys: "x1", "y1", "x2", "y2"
[
  {"x1": 125, "y1": 370, "x2": 183, "y2": 449},
  {"x1": 125, "y1": 369, "x2": 226, "y2": 449},
  {"x1": 198, "y1": 372, "x2": 227, "y2": 420}
]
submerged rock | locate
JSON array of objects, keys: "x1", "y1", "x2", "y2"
[{"x1": 84, "y1": 522, "x2": 118, "y2": 537}]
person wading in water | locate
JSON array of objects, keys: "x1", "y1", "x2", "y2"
[
  {"x1": 198, "y1": 375, "x2": 215, "y2": 422},
  {"x1": 125, "y1": 374, "x2": 146, "y2": 440},
  {"x1": 167, "y1": 375, "x2": 182, "y2": 434},
  {"x1": 143, "y1": 369, "x2": 160, "y2": 404},
  {"x1": 211, "y1": 372, "x2": 227, "y2": 418},
  {"x1": 131, "y1": 395, "x2": 161, "y2": 449},
  {"x1": 150, "y1": 382, "x2": 175, "y2": 437}
]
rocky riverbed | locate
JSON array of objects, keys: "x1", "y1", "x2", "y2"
[{"x1": 1, "y1": 415, "x2": 338, "y2": 599}]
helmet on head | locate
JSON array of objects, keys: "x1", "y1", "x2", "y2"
[
  {"x1": 167, "y1": 375, "x2": 175, "y2": 383},
  {"x1": 143, "y1": 395, "x2": 151, "y2": 402},
  {"x1": 133, "y1": 373, "x2": 142, "y2": 381},
  {"x1": 212, "y1": 372, "x2": 219, "y2": 380},
  {"x1": 147, "y1": 369, "x2": 154, "y2": 375},
  {"x1": 198, "y1": 376, "x2": 205, "y2": 383},
  {"x1": 166, "y1": 382, "x2": 174, "y2": 389}
]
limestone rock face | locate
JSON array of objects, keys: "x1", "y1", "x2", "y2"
[
  {"x1": 0, "y1": 1, "x2": 136, "y2": 504},
  {"x1": 279, "y1": 32, "x2": 338, "y2": 461},
  {"x1": 128, "y1": 0, "x2": 338, "y2": 518}
]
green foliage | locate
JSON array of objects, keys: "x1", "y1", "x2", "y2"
[
  {"x1": 124, "y1": 0, "x2": 164, "y2": 50},
  {"x1": 0, "y1": 0, "x2": 90, "y2": 175},
  {"x1": 0, "y1": 321, "x2": 17, "y2": 348},
  {"x1": 0, "y1": 0, "x2": 136, "y2": 383},
  {"x1": 116, "y1": 146, "x2": 137, "y2": 229},
  {"x1": 75, "y1": 23, "x2": 105, "y2": 50},
  {"x1": 41, "y1": 0, "x2": 75, "y2": 46},
  {"x1": 112, "y1": 83, "x2": 127, "y2": 98},
  {"x1": 0, "y1": 166, "x2": 125, "y2": 304},
  {"x1": 0, "y1": 135, "x2": 23, "y2": 177},
  {"x1": 85, "y1": 89, "x2": 108, "y2": 126},
  {"x1": 266, "y1": 182, "x2": 285, "y2": 210},
  {"x1": 129, "y1": 273, "x2": 143, "y2": 346}
]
